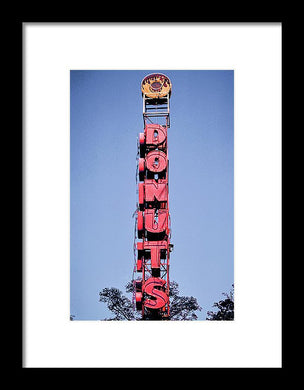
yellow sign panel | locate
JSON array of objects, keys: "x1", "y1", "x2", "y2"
[{"x1": 141, "y1": 73, "x2": 172, "y2": 98}]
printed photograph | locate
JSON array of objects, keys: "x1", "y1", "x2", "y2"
[{"x1": 70, "y1": 70, "x2": 234, "y2": 320}]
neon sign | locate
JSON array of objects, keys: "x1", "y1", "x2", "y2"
[{"x1": 134, "y1": 74, "x2": 172, "y2": 320}]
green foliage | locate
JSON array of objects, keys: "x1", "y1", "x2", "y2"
[
  {"x1": 169, "y1": 281, "x2": 202, "y2": 320},
  {"x1": 206, "y1": 284, "x2": 234, "y2": 320},
  {"x1": 99, "y1": 281, "x2": 202, "y2": 321},
  {"x1": 99, "y1": 287, "x2": 135, "y2": 320}
]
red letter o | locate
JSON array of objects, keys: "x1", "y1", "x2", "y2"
[{"x1": 145, "y1": 150, "x2": 167, "y2": 173}]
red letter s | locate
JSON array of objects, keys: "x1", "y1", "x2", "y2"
[{"x1": 143, "y1": 277, "x2": 169, "y2": 309}]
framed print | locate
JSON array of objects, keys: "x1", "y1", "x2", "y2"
[{"x1": 23, "y1": 22, "x2": 282, "y2": 368}]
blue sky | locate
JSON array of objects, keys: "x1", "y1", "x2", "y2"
[{"x1": 70, "y1": 70, "x2": 234, "y2": 320}]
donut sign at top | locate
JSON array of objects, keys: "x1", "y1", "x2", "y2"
[{"x1": 141, "y1": 73, "x2": 172, "y2": 99}]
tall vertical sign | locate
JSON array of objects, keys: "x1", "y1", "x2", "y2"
[{"x1": 133, "y1": 74, "x2": 172, "y2": 320}]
